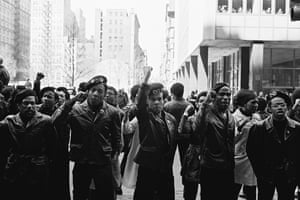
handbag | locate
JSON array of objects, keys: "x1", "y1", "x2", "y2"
[{"x1": 180, "y1": 144, "x2": 202, "y2": 182}]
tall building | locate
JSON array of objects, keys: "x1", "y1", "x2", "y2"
[
  {"x1": 75, "y1": 9, "x2": 86, "y2": 42},
  {"x1": 30, "y1": 0, "x2": 70, "y2": 87},
  {"x1": 175, "y1": 0, "x2": 300, "y2": 95},
  {"x1": 94, "y1": 9, "x2": 146, "y2": 90},
  {"x1": 161, "y1": 0, "x2": 175, "y2": 88},
  {"x1": 0, "y1": 0, "x2": 31, "y2": 82}
]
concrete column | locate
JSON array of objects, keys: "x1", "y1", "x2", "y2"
[
  {"x1": 249, "y1": 42, "x2": 264, "y2": 91},
  {"x1": 241, "y1": 47, "x2": 250, "y2": 89}
]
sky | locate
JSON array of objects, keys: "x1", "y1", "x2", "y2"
[{"x1": 71, "y1": 0, "x2": 166, "y2": 79}]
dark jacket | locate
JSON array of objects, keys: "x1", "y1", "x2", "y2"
[
  {"x1": 0, "y1": 112, "x2": 57, "y2": 183},
  {"x1": 193, "y1": 106, "x2": 235, "y2": 170},
  {"x1": 52, "y1": 100, "x2": 121, "y2": 165},
  {"x1": 164, "y1": 99, "x2": 191, "y2": 141},
  {"x1": 134, "y1": 83, "x2": 177, "y2": 171},
  {"x1": 247, "y1": 116, "x2": 300, "y2": 183}
]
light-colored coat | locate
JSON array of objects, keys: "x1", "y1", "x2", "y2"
[{"x1": 233, "y1": 109, "x2": 260, "y2": 186}]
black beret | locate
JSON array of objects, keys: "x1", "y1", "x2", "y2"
[
  {"x1": 292, "y1": 88, "x2": 300, "y2": 104},
  {"x1": 213, "y1": 82, "x2": 230, "y2": 93},
  {"x1": 235, "y1": 89, "x2": 257, "y2": 106},
  {"x1": 269, "y1": 90, "x2": 291, "y2": 107},
  {"x1": 87, "y1": 75, "x2": 107, "y2": 90},
  {"x1": 148, "y1": 82, "x2": 164, "y2": 97},
  {"x1": 40, "y1": 87, "x2": 56, "y2": 96},
  {"x1": 15, "y1": 89, "x2": 36, "y2": 104}
]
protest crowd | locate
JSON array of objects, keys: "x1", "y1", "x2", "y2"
[{"x1": 0, "y1": 58, "x2": 300, "y2": 200}]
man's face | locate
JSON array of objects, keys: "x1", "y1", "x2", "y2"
[
  {"x1": 18, "y1": 96, "x2": 36, "y2": 119},
  {"x1": 244, "y1": 98, "x2": 258, "y2": 114},
  {"x1": 56, "y1": 91, "x2": 66, "y2": 105},
  {"x1": 214, "y1": 86, "x2": 231, "y2": 111},
  {"x1": 41, "y1": 91, "x2": 56, "y2": 108},
  {"x1": 148, "y1": 92, "x2": 164, "y2": 114},
  {"x1": 270, "y1": 97, "x2": 287, "y2": 120},
  {"x1": 87, "y1": 84, "x2": 106, "y2": 107},
  {"x1": 106, "y1": 89, "x2": 117, "y2": 106}
]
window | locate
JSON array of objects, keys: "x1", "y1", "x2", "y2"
[
  {"x1": 263, "y1": 0, "x2": 272, "y2": 14},
  {"x1": 247, "y1": 0, "x2": 253, "y2": 13},
  {"x1": 275, "y1": 0, "x2": 285, "y2": 14},
  {"x1": 232, "y1": 0, "x2": 243, "y2": 13},
  {"x1": 217, "y1": 0, "x2": 228, "y2": 13}
]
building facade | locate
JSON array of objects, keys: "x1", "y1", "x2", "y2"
[
  {"x1": 94, "y1": 9, "x2": 146, "y2": 90},
  {"x1": 161, "y1": 0, "x2": 175, "y2": 88},
  {"x1": 0, "y1": 0, "x2": 31, "y2": 82},
  {"x1": 75, "y1": 9, "x2": 86, "y2": 42},
  {"x1": 175, "y1": 0, "x2": 300, "y2": 96},
  {"x1": 30, "y1": 0, "x2": 66, "y2": 87}
]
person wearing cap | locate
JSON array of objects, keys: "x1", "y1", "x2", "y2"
[
  {"x1": 52, "y1": 75, "x2": 121, "y2": 200},
  {"x1": 0, "y1": 89, "x2": 57, "y2": 200},
  {"x1": 133, "y1": 68, "x2": 177, "y2": 200},
  {"x1": 247, "y1": 91, "x2": 300, "y2": 200},
  {"x1": 193, "y1": 82, "x2": 235, "y2": 200},
  {"x1": 232, "y1": 89, "x2": 260, "y2": 200}
]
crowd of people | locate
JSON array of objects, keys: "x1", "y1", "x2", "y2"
[{"x1": 0, "y1": 61, "x2": 300, "y2": 200}]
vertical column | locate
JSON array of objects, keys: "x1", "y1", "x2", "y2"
[
  {"x1": 241, "y1": 47, "x2": 250, "y2": 89},
  {"x1": 249, "y1": 42, "x2": 264, "y2": 91}
]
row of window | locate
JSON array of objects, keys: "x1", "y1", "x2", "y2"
[
  {"x1": 218, "y1": 0, "x2": 287, "y2": 14},
  {"x1": 109, "y1": 19, "x2": 124, "y2": 25},
  {"x1": 108, "y1": 11, "x2": 125, "y2": 17}
]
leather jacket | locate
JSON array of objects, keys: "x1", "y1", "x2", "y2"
[
  {"x1": 134, "y1": 83, "x2": 177, "y2": 171},
  {"x1": 0, "y1": 112, "x2": 57, "y2": 182},
  {"x1": 193, "y1": 106, "x2": 235, "y2": 170},
  {"x1": 52, "y1": 100, "x2": 121, "y2": 165},
  {"x1": 247, "y1": 116, "x2": 300, "y2": 183}
]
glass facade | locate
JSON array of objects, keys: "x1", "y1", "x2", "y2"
[
  {"x1": 232, "y1": 0, "x2": 243, "y2": 13},
  {"x1": 263, "y1": 0, "x2": 272, "y2": 14},
  {"x1": 247, "y1": 0, "x2": 253, "y2": 13},
  {"x1": 262, "y1": 48, "x2": 300, "y2": 93},
  {"x1": 218, "y1": 0, "x2": 229, "y2": 13},
  {"x1": 210, "y1": 49, "x2": 241, "y2": 95},
  {"x1": 217, "y1": 0, "x2": 287, "y2": 15},
  {"x1": 276, "y1": 0, "x2": 286, "y2": 14}
]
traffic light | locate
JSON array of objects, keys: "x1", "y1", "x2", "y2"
[{"x1": 291, "y1": 0, "x2": 300, "y2": 21}]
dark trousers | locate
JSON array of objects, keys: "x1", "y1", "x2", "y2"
[
  {"x1": 72, "y1": 163, "x2": 115, "y2": 200},
  {"x1": 200, "y1": 167, "x2": 235, "y2": 200},
  {"x1": 134, "y1": 166, "x2": 175, "y2": 200},
  {"x1": 183, "y1": 180, "x2": 199, "y2": 200},
  {"x1": 178, "y1": 141, "x2": 198, "y2": 200},
  {"x1": 3, "y1": 169, "x2": 50, "y2": 200},
  {"x1": 257, "y1": 173, "x2": 297, "y2": 200},
  {"x1": 234, "y1": 183, "x2": 256, "y2": 200}
]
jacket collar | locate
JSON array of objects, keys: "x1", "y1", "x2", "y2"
[
  {"x1": 80, "y1": 100, "x2": 109, "y2": 122},
  {"x1": 265, "y1": 115, "x2": 296, "y2": 142},
  {"x1": 265, "y1": 115, "x2": 296, "y2": 130},
  {"x1": 14, "y1": 111, "x2": 43, "y2": 128}
]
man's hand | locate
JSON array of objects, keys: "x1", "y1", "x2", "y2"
[
  {"x1": 143, "y1": 67, "x2": 152, "y2": 84},
  {"x1": 293, "y1": 98, "x2": 300, "y2": 110},
  {"x1": 36, "y1": 72, "x2": 45, "y2": 81},
  {"x1": 73, "y1": 91, "x2": 88, "y2": 103},
  {"x1": 184, "y1": 104, "x2": 195, "y2": 117}
]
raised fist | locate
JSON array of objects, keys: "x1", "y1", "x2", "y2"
[
  {"x1": 36, "y1": 72, "x2": 45, "y2": 81},
  {"x1": 184, "y1": 104, "x2": 195, "y2": 117}
]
